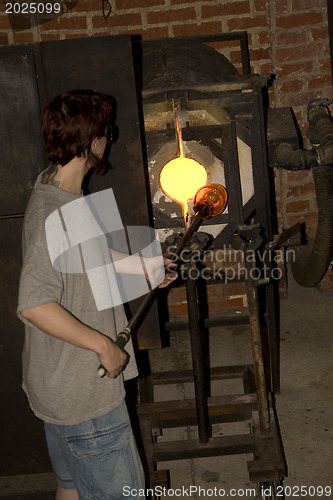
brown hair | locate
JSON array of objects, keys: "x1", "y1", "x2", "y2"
[{"x1": 41, "y1": 90, "x2": 113, "y2": 168}]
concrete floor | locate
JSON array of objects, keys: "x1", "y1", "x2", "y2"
[
  {"x1": 146, "y1": 272, "x2": 333, "y2": 499},
  {"x1": 2, "y1": 271, "x2": 332, "y2": 499}
]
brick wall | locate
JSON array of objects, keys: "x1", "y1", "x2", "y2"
[{"x1": 1, "y1": 0, "x2": 332, "y2": 295}]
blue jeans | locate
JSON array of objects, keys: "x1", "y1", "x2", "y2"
[{"x1": 44, "y1": 400, "x2": 145, "y2": 499}]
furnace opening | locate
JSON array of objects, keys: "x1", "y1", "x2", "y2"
[{"x1": 159, "y1": 117, "x2": 208, "y2": 223}]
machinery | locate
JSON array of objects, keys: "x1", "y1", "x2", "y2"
[{"x1": 125, "y1": 33, "x2": 333, "y2": 498}]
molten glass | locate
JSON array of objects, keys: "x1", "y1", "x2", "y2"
[
  {"x1": 193, "y1": 183, "x2": 228, "y2": 219},
  {"x1": 160, "y1": 156, "x2": 208, "y2": 211},
  {"x1": 159, "y1": 116, "x2": 208, "y2": 222}
]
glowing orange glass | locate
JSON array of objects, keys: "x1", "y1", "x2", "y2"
[
  {"x1": 159, "y1": 118, "x2": 208, "y2": 221},
  {"x1": 193, "y1": 183, "x2": 228, "y2": 219}
]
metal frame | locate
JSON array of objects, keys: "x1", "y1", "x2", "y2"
[
  {"x1": 143, "y1": 78, "x2": 281, "y2": 391},
  {"x1": 135, "y1": 33, "x2": 285, "y2": 494},
  {"x1": 137, "y1": 257, "x2": 286, "y2": 493},
  {"x1": 140, "y1": 31, "x2": 251, "y2": 76}
]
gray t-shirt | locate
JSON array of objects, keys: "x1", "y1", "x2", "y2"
[{"x1": 17, "y1": 173, "x2": 138, "y2": 425}]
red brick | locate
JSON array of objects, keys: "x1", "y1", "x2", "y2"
[
  {"x1": 275, "y1": 0, "x2": 288, "y2": 13},
  {"x1": 290, "y1": 109, "x2": 307, "y2": 125},
  {"x1": 208, "y1": 297, "x2": 245, "y2": 312},
  {"x1": 173, "y1": 21, "x2": 222, "y2": 38},
  {"x1": 304, "y1": 224, "x2": 319, "y2": 241},
  {"x1": 66, "y1": 0, "x2": 100, "y2": 13},
  {"x1": 257, "y1": 29, "x2": 270, "y2": 45},
  {"x1": 0, "y1": 32, "x2": 8, "y2": 45},
  {"x1": 285, "y1": 211, "x2": 318, "y2": 229},
  {"x1": 279, "y1": 283, "x2": 288, "y2": 300},
  {"x1": 276, "y1": 60, "x2": 314, "y2": 78},
  {"x1": 286, "y1": 184, "x2": 316, "y2": 198},
  {"x1": 279, "y1": 89, "x2": 327, "y2": 108},
  {"x1": 318, "y1": 58, "x2": 332, "y2": 74},
  {"x1": 40, "y1": 33, "x2": 61, "y2": 41},
  {"x1": 147, "y1": 7, "x2": 196, "y2": 24},
  {"x1": 0, "y1": 15, "x2": 12, "y2": 29},
  {"x1": 260, "y1": 61, "x2": 274, "y2": 75},
  {"x1": 39, "y1": 15, "x2": 87, "y2": 31},
  {"x1": 201, "y1": 1, "x2": 250, "y2": 19},
  {"x1": 221, "y1": 281, "x2": 247, "y2": 297},
  {"x1": 307, "y1": 74, "x2": 332, "y2": 91},
  {"x1": 285, "y1": 169, "x2": 314, "y2": 183},
  {"x1": 276, "y1": 30, "x2": 307, "y2": 46},
  {"x1": 279, "y1": 79, "x2": 304, "y2": 93},
  {"x1": 206, "y1": 284, "x2": 220, "y2": 299},
  {"x1": 93, "y1": 12, "x2": 142, "y2": 28},
  {"x1": 285, "y1": 199, "x2": 310, "y2": 213},
  {"x1": 13, "y1": 32, "x2": 34, "y2": 44},
  {"x1": 275, "y1": 12, "x2": 323, "y2": 29},
  {"x1": 115, "y1": 0, "x2": 165, "y2": 8},
  {"x1": 276, "y1": 43, "x2": 326, "y2": 63},
  {"x1": 206, "y1": 39, "x2": 242, "y2": 52},
  {"x1": 168, "y1": 286, "x2": 186, "y2": 304},
  {"x1": 255, "y1": 0, "x2": 267, "y2": 12},
  {"x1": 64, "y1": 33, "x2": 90, "y2": 39},
  {"x1": 140, "y1": 26, "x2": 169, "y2": 39},
  {"x1": 228, "y1": 14, "x2": 268, "y2": 31},
  {"x1": 249, "y1": 46, "x2": 271, "y2": 62},
  {"x1": 311, "y1": 26, "x2": 330, "y2": 42},
  {"x1": 230, "y1": 50, "x2": 243, "y2": 67},
  {"x1": 297, "y1": 120, "x2": 310, "y2": 138},
  {"x1": 292, "y1": 0, "x2": 326, "y2": 10},
  {"x1": 168, "y1": 302, "x2": 188, "y2": 316}
]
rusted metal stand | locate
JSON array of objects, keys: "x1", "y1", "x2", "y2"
[{"x1": 136, "y1": 250, "x2": 287, "y2": 498}]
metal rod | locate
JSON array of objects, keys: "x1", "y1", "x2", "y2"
[
  {"x1": 98, "y1": 207, "x2": 207, "y2": 377},
  {"x1": 244, "y1": 255, "x2": 270, "y2": 430},
  {"x1": 0, "y1": 213, "x2": 24, "y2": 220},
  {"x1": 185, "y1": 261, "x2": 210, "y2": 443},
  {"x1": 126, "y1": 207, "x2": 205, "y2": 334}
]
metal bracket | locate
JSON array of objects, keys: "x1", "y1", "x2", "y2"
[
  {"x1": 265, "y1": 223, "x2": 301, "y2": 251},
  {"x1": 165, "y1": 231, "x2": 213, "y2": 261},
  {"x1": 232, "y1": 224, "x2": 263, "y2": 251}
]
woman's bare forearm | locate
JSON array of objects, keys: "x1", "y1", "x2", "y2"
[
  {"x1": 20, "y1": 302, "x2": 107, "y2": 354},
  {"x1": 20, "y1": 302, "x2": 127, "y2": 377}
]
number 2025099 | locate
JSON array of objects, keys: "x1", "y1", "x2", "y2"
[{"x1": 5, "y1": 2, "x2": 62, "y2": 14}]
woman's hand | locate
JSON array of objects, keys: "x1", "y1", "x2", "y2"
[
  {"x1": 97, "y1": 335, "x2": 128, "y2": 379},
  {"x1": 158, "y1": 256, "x2": 178, "y2": 288}
]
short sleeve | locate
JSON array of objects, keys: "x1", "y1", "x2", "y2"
[{"x1": 17, "y1": 240, "x2": 63, "y2": 323}]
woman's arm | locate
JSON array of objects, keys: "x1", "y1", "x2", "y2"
[
  {"x1": 111, "y1": 250, "x2": 177, "y2": 288},
  {"x1": 20, "y1": 302, "x2": 127, "y2": 378}
]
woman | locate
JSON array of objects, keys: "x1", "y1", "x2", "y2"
[{"x1": 17, "y1": 90, "x2": 173, "y2": 499}]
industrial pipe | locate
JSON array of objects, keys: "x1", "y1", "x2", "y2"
[
  {"x1": 291, "y1": 164, "x2": 333, "y2": 287},
  {"x1": 291, "y1": 100, "x2": 333, "y2": 287},
  {"x1": 274, "y1": 99, "x2": 333, "y2": 170},
  {"x1": 274, "y1": 99, "x2": 333, "y2": 287}
]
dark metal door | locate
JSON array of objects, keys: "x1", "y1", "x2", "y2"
[{"x1": 0, "y1": 35, "x2": 158, "y2": 477}]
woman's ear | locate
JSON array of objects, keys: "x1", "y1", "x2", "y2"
[{"x1": 91, "y1": 137, "x2": 99, "y2": 152}]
